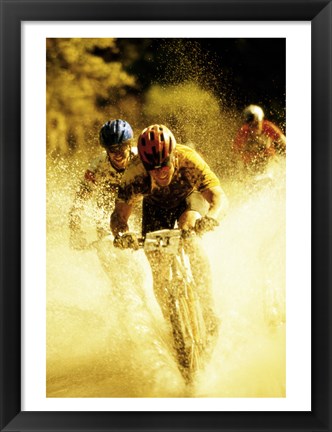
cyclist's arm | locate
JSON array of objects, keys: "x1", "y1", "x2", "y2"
[
  {"x1": 201, "y1": 185, "x2": 228, "y2": 220},
  {"x1": 110, "y1": 200, "x2": 133, "y2": 236}
]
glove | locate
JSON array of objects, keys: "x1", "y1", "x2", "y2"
[
  {"x1": 70, "y1": 230, "x2": 88, "y2": 250},
  {"x1": 113, "y1": 232, "x2": 140, "y2": 250},
  {"x1": 194, "y1": 216, "x2": 219, "y2": 234}
]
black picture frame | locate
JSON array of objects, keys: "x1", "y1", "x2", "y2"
[{"x1": 1, "y1": 0, "x2": 331, "y2": 431}]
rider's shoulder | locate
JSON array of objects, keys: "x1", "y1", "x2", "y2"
[
  {"x1": 263, "y1": 119, "x2": 280, "y2": 131},
  {"x1": 176, "y1": 143, "x2": 200, "y2": 160},
  {"x1": 176, "y1": 143, "x2": 195, "y2": 153},
  {"x1": 176, "y1": 144, "x2": 208, "y2": 167},
  {"x1": 122, "y1": 154, "x2": 147, "y2": 183}
]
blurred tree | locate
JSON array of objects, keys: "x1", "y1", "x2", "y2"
[
  {"x1": 46, "y1": 38, "x2": 137, "y2": 156},
  {"x1": 46, "y1": 37, "x2": 285, "y2": 162}
]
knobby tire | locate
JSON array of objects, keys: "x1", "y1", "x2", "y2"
[{"x1": 169, "y1": 278, "x2": 207, "y2": 383}]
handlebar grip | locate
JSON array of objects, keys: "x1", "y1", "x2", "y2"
[
  {"x1": 113, "y1": 232, "x2": 142, "y2": 250},
  {"x1": 194, "y1": 216, "x2": 219, "y2": 234}
]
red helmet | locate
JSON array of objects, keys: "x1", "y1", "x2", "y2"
[{"x1": 137, "y1": 124, "x2": 176, "y2": 170}]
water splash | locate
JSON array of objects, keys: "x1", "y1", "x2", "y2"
[{"x1": 46, "y1": 153, "x2": 285, "y2": 398}]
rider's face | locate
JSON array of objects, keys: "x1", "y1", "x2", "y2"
[
  {"x1": 107, "y1": 143, "x2": 131, "y2": 170},
  {"x1": 149, "y1": 163, "x2": 175, "y2": 187}
]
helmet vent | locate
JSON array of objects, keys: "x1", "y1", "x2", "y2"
[
  {"x1": 99, "y1": 119, "x2": 133, "y2": 148},
  {"x1": 137, "y1": 124, "x2": 176, "y2": 167}
]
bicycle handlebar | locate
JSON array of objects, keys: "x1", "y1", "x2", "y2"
[
  {"x1": 113, "y1": 232, "x2": 144, "y2": 250},
  {"x1": 113, "y1": 216, "x2": 219, "y2": 252}
]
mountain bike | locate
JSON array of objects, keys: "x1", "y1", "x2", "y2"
[{"x1": 114, "y1": 228, "x2": 214, "y2": 384}]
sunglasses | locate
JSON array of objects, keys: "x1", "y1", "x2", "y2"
[
  {"x1": 144, "y1": 156, "x2": 173, "y2": 172},
  {"x1": 150, "y1": 165, "x2": 171, "y2": 174}
]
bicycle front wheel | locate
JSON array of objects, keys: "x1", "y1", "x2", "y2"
[{"x1": 170, "y1": 280, "x2": 207, "y2": 383}]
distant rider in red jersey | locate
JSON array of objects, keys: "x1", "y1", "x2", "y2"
[{"x1": 233, "y1": 105, "x2": 286, "y2": 175}]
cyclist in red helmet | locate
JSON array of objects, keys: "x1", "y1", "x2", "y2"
[
  {"x1": 111, "y1": 124, "x2": 227, "y2": 235},
  {"x1": 69, "y1": 119, "x2": 136, "y2": 249},
  {"x1": 110, "y1": 124, "x2": 228, "y2": 338}
]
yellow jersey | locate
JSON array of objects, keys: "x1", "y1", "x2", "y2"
[{"x1": 117, "y1": 144, "x2": 220, "y2": 209}]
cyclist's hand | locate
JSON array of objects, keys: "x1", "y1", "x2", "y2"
[
  {"x1": 113, "y1": 232, "x2": 140, "y2": 250},
  {"x1": 195, "y1": 216, "x2": 219, "y2": 234},
  {"x1": 70, "y1": 230, "x2": 88, "y2": 250}
]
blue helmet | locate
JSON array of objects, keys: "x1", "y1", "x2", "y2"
[{"x1": 99, "y1": 119, "x2": 133, "y2": 149}]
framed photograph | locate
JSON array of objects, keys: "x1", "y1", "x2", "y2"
[{"x1": 1, "y1": 0, "x2": 331, "y2": 431}]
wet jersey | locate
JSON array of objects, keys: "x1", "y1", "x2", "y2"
[
  {"x1": 79, "y1": 151, "x2": 129, "y2": 208},
  {"x1": 233, "y1": 120, "x2": 286, "y2": 170},
  {"x1": 117, "y1": 144, "x2": 220, "y2": 209},
  {"x1": 69, "y1": 148, "x2": 137, "y2": 233}
]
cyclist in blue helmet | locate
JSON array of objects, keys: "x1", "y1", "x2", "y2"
[
  {"x1": 99, "y1": 119, "x2": 134, "y2": 170},
  {"x1": 69, "y1": 119, "x2": 137, "y2": 249}
]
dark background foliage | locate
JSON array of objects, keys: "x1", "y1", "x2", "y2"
[{"x1": 47, "y1": 37, "x2": 285, "y2": 164}]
